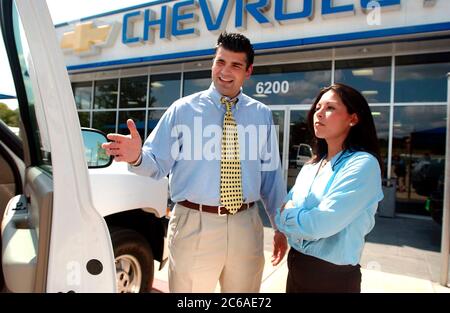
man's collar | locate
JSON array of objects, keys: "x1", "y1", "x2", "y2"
[{"x1": 206, "y1": 83, "x2": 244, "y2": 110}]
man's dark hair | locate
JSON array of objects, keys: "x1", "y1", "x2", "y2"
[{"x1": 215, "y1": 32, "x2": 254, "y2": 69}]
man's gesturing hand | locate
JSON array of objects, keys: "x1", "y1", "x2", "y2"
[{"x1": 101, "y1": 119, "x2": 142, "y2": 163}]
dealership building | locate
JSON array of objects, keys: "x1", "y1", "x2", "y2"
[{"x1": 55, "y1": 0, "x2": 450, "y2": 219}]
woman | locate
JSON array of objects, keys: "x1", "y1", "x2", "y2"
[{"x1": 275, "y1": 83, "x2": 383, "y2": 293}]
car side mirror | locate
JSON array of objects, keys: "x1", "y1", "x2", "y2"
[{"x1": 81, "y1": 128, "x2": 113, "y2": 168}]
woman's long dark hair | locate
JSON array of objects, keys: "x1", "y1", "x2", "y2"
[{"x1": 307, "y1": 83, "x2": 383, "y2": 169}]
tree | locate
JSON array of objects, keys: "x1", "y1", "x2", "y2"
[{"x1": 0, "y1": 102, "x2": 19, "y2": 127}]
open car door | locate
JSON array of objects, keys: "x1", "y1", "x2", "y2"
[{"x1": 0, "y1": 0, "x2": 116, "y2": 292}]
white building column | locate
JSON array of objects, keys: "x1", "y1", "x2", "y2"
[{"x1": 440, "y1": 73, "x2": 450, "y2": 287}]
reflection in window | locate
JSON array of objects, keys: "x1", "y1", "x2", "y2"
[
  {"x1": 288, "y1": 110, "x2": 314, "y2": 189},
  {"x1": 92, "y1": 111, "x2": 116, "y2": 135},
  {"x1": 150, "y1": 73, "x2": 181, "y2": 107},
  {"x1": 370, "y1": 106, "x2": 389, "y2": 178},
  {"x1": 72, "y1": 82, "x2": 92, "y2": 110},
  {"x1": 94, "y1": 79, "x2": 118, "y2": 109},
  {"x1": 392, "y1": 105, "x2": 446, "y2": 215},
  {"x1": 147, "y1": 110, "x2": 165, "y2": 135},
  {"x1": 271, "y1": 110, "x2": 284, "y2": 159},
  {"x1": 335, "y1": 58, "x2": 391, "y2": 103},
  {"x1": 245, "y1": 62, "x2": 331, "y2": 105},
  {"x1": 395, "y1": 53, "x2": 450, "y2": 102},
  {"x1": 118, "y1": 110, "x2": 146, "y2": 140},
  {"x1": 183, "y1": 70, "x2": 211, "y2": 96},
  {"x1": 120, "y1": 76, "x2": 147, "y2": 108},
  {"x1": 78, "y1": 112, "x2": 90, "y2": 128}
]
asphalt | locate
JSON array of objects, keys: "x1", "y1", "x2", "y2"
[{"x1": 152, "y1": 215, "x2": 450, "y2": 293}]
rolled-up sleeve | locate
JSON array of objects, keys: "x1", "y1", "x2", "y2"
[
  {"x1": 261, "y1": 169, "x2": 286, "y2": 229},
  {"x1": 260, "y1": 113, "x2": 287, "y2": 229},
  {"x1": 128, "y1": 104, "x2": 180, "y2": 179},
  {"x1": 277, "y1": 154, "x2": 383, "y2": 241}
]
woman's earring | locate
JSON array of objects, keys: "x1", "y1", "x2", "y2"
[{"x1": 349, "y1": 123, "x2": 354, "y2": 126}]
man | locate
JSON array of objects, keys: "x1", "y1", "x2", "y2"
[{"x1": 102, "y1": 32, "x2": 287, "y2": 292}]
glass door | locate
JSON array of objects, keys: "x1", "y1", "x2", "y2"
[
  {"x1": 270, "y1": 109, "x2": 288, "y2": 189},
  {"x1": 287, "y1": 109, "x2": 314, "y2": 190}
]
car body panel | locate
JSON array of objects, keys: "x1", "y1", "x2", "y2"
[
  {"x1": 89, "y1": 161, "x2": 168, "y2": 218},
  {"x1": 1, "y1": 0, "x2": 116, "y2": 292},
  {"x1": 296, "y1": 143, "x2": 313, "y2": 167}
]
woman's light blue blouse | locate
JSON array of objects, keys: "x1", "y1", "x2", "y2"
[{"x1": 275, "y1": 150, "x2": 384, "y2": 265}]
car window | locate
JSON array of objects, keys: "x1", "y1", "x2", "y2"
[
  {"x1": 0, "y1": 14, "x2": 20, "y2": 140},
  {"x1": 0, "y1": 3, "x2": 53, "y2": 173},
  {"x1": 298, "y1": 144, "x2": 312, "y2": 157}
]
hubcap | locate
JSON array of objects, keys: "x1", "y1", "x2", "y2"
[{"x1": 115, "y1": 254, "x2": 142, "y2": 293}]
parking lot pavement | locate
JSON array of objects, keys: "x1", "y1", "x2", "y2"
[
  {"x1": 361, "y1": 268, "x2": 450, "y2": 293},
  {"x1": 152, "y1": 223, "x2": 450, "y2": 293}
]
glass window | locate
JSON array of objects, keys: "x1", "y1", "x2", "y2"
[
  {"x1": 147, "y1": 110, "x2": 165, "y2": 135},
  {"x1": 288, "y1": 110, "x2": 314, "y2": 189},
  {"x1": 72, "y1": 82, "x2": 92, "y2": 110},
  {"x1": 370, "y1": 106, "x2": 389, "y2": 177},
  {"x1": 119, "y1": 76, "x2": 147, "y2": 109},
  {"x1": 12, "y1": 4, "x2": 51, "y2": 169},
  {"x1": 0, "y1": 17, "x2": 19, "y2": 141},
  {"x1": 118, "y1": 110, "x2": 146, "y2": 140},
  {"x1": 149, "y1": 73, "x2": 181, "y2": 107},
  {"x1": 271, "y1": 110, "x2": 284, "y2": 160},
  {"x1": 0, "y1": 103, "x2": 19, "y2": 131},
  {"x1": 392, "y1": 105, "x2": 446, "y2": 215},
  {"x1": 335, "y1": 57, "x2": 391, "y2": 103},
  {"x1": 94, "y1": 79, "x2": 118, "y2": 109},
  {"x1": 245, "y1": 62, "x2": 331, "y2": 105},
  {"x1": 92, "y1": 111, "x2": 116, "y2": 135},
  {"x1": 183, "y1": 70, "x2": 211, "y2": 96},
  {"x1": 78, "y1": 112, "x2": 90, "y2": 128},
  {"x1": 395, "y1": 53, "x2": 450, "y2": 102}
]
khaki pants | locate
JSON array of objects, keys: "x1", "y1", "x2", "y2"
[{"x1": 167, "y1": 203, "x2": 265, "y2": 293}]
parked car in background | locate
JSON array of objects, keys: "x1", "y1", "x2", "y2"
[{"x1": 296, "y1": 143, "x2": 313, "y2": 168}]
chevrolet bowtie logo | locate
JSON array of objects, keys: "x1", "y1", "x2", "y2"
[{"x1": 61, "y1": 21, "x2": 118, "y2": 56}]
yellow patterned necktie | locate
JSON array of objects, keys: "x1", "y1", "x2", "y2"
[{"x1": 220, "y1": 96, "x2": 243, "y2": 214}]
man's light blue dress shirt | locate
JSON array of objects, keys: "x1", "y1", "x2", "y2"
[
  {"x1": 129, "y1": 84, "x2": 286, "y2": 227},
  {"x1": 275, "y1": 150, "x2": 384, "y2": 265}
]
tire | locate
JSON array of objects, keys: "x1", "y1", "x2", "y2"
[{"x1": 110, "y1": 228, "x2": 154, "y2": 293}]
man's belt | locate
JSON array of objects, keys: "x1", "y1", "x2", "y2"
[{"x1": 178, "y1": 200, "x2": 255, "y2": 216}]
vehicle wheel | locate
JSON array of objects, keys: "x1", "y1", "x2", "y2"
[{"x1": 110, "y1": 228, "x2": 154, "y2": 293}]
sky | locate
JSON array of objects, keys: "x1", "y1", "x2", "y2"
[
  {"x1": 0, "y1": 0, "x2": 150, "y2": 110},
  {"x1": 46, "y1": 0, "x2": 149, "y2": 24}
]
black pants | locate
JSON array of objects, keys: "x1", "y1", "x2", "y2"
[{"x1": 286, "y1": 249, "x2": 361, "y2": 293}]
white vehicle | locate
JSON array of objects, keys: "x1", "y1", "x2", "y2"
[
  {"x1": 296, "y1": 143, "x2": 313, "y2": 168},
  {"x1": 82, "y1": 128, "x2": 169, "y2": 293},
  {"x1": 0, "y1": 0, "x2": 168, "y2": 293}
]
